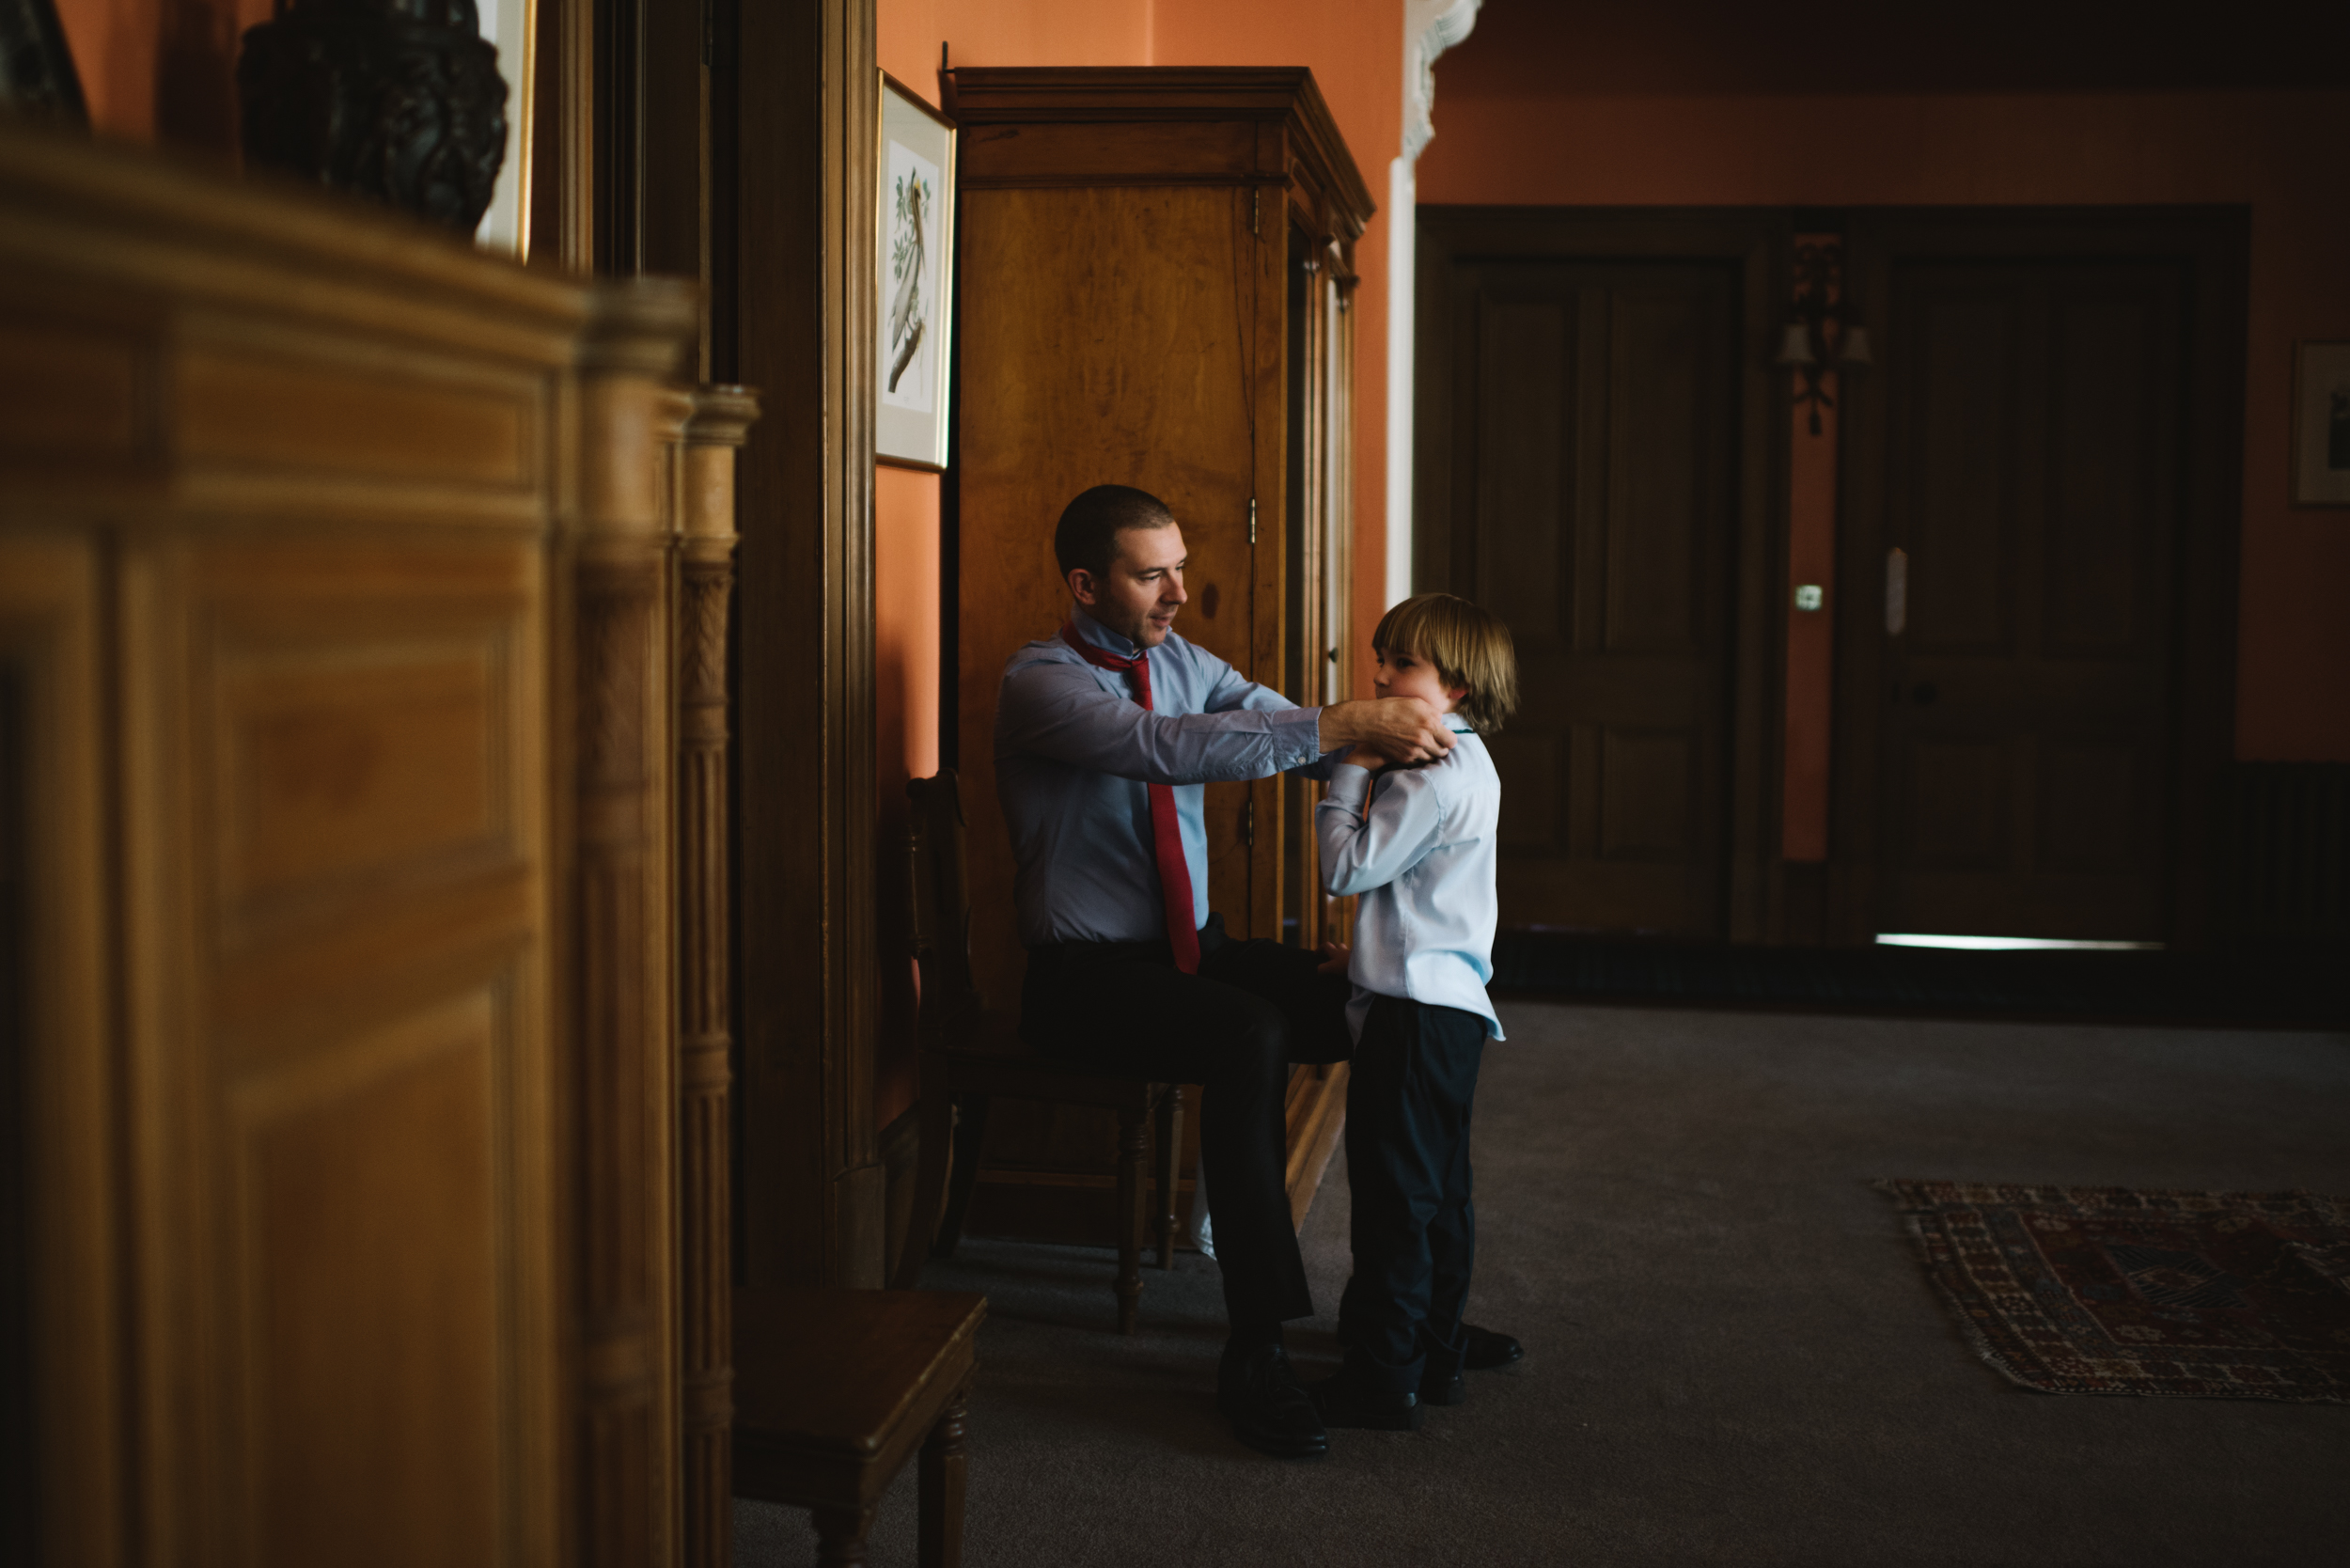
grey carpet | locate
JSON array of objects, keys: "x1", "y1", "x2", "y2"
[{"x1": 736, "y1": 1002, "x2": 2350, "y2": 1567}]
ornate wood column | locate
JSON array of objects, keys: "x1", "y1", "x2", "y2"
[
  {"x1": 675, "y1": 384, "x2": 759, "y2": 1568},
  {"x1": 568, "y1": 275, "x2": 695, "y2": 1568}
]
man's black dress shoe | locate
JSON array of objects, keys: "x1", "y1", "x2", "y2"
[
  {"x1": 1308, "y1": 1366, "x2": 1425, "y2": 1432},
  {"x1": 1217, "y1": 1342, "x2": 1329, "y2": 1459},
  {"x1": 1463, "y1": 1324, "x2": 1523, "y2": 1371}
]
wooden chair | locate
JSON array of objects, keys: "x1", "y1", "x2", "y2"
[
  {"x1": 732, "y1": 1287, "x2": 986, "y2": 1568},
  {"x1": 889, "y1": 769, "x2": 1186, "y2": 1332}
]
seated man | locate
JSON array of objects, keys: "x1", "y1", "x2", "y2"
[{"x1": 996, "y1": 483, "x2": 1452, "y2": 1460}]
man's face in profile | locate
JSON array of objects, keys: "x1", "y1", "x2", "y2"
[{"x1": 1073, "y1": 522, "x2": 1188, "y2": 649}]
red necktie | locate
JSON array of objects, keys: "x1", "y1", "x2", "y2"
[{"x1": 1060, "y1": 620, "x2": 1201, "y2": 974}]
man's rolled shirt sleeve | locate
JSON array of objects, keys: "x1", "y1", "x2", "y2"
[
  {"x1": 1198, "y1": 654, "x2": 1350, "y2": 779},
  {"x1": 997, "y1": 657, "x2": 1327, "y2": 784}
]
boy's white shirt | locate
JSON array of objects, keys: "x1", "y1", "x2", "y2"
[{"x1": 1316, "y1": 721, "x2": 1504, "y2": 1043}]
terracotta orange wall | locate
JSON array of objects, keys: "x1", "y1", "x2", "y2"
[
  {"x1": 53, "y1": 0, "x2": 266, "y2": 150},
  {"x1": 1418, "y1": 87, "x2": 2350, "y2": 765},
  {"x1": 872, "y1": 1, "x2": 1402, "y2": 1124}
]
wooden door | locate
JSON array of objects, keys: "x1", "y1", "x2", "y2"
[
  {"x1": 1433, "y1": 258, "x2": 1743, "y2": 936},
  {"x1": 1837, "y1": 210, "x2": 2247, "y2": 947},
  {"x1": 1874, "y1": 259, "x2": 2189, "y2": 937}
]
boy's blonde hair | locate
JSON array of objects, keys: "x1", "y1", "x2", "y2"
[{"x1": 1371, "y1": 592, "x2": 1518, "y2": 735}]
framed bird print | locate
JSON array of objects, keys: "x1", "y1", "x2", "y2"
[{"x1": 877, "y1": 72, "x2": 957, "y2": 471}]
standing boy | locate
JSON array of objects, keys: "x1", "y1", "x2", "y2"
[{"x1": 1310, "y1": 592, "x2": 1522, "y2": 1430}]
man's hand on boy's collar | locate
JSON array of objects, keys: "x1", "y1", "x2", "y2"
[{"x1": 1319, "y1": 696, "x2": 1454, "y2": 765}]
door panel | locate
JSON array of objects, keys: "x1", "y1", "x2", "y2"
[
  {"x1": 1879, "y1": 259, "x2": 2186, "y2": 939},
  {"x1": 1449, "y1": 260, "x2": 1738, "y2": 936}
]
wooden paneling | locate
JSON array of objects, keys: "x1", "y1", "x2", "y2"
[
  {"x1": 959, "y1": 120, "x2": 1260, "y2": 186},
  {"x1": 118, "y1": 528, "x2": 559, "y2": 1568},
  {"x1": 2217, "y1": 763, "x2": 2350, "y2": 942},
  {"x1": 1834, "y1": 208, "x2": 2247, "y2": 948},
  {"x1": 0, "y1": 535, "x2": 124, "y2": 1568},
  {"x1": 1, "y1": 122, "x2": 697, "y2": 1567},
  {"x1": 239, "y1": 993, "x2": 505, "y2": 1568},
  {"x1": 1416, "y1": 209, "x2": 1787, "y2": 943},
  {"x1": 178, "y1": 350, "x2": 534, "y2": 486},
  {"x1": 0, "y1": 314, "x2": 156, "y2": 464}
]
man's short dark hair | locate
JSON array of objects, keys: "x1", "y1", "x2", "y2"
[{"x1": 1055, "y1": 484, "x2": 1175, "y2": 580}]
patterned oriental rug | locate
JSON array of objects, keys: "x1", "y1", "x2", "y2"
[{"x1": 1875, "y1": 1180, "x2": 2350, "y2": 1403}]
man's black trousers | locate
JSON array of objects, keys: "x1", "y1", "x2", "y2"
[
  {"x1": 1337, "y1": 994, "x2": 1488, "y2": 1394},
  {"x1": 1020, "y1": 913, "x2": 1351, "y2": 1330}
]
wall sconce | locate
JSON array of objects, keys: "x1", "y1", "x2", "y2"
[{"x1": 1778, "y1": 240, "x2": 1872, "y2": 435}]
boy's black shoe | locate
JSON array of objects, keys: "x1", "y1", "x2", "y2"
[
  {"x1": 1308, "y1": 1366, "x2": 1425, "y2": 1432},
  {"x1": 1217, "y1": 1341, "x2": 1329, "y2": 1459},
  {"x1": 1463, "y1": 1324, "x2": 1523, "y2": 1370}
]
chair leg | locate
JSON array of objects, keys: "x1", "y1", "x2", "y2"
[
  {"x1": 1114, "y1": 1103, "x2": 1148, "y2": 1334},
  {"x1": 892, "y1": 1060, "x2": 958, "y2": 1289},
  {"x1": 936, "y1": 1093, "x2": 990, "y2": 1260},
  {"x1": 1154, "y1": 1087, "x2": 1183, "y2": 1269},
  {"x1": 917, "y1": 1381, "x2": 970, "y2": 1568},
  {"x1": 813, "y1": 1507, "x2": 875, "y2": 1568}
]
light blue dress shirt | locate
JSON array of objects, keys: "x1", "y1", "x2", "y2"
[
  {"x1": 1316, "y1": 724, "x2": 1505, "y2": 1043},
  {"x1": 995, "y1": 609, "x2": 1335, "y2": 949}
]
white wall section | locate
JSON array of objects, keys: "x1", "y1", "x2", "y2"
[{"x1": 1384, "y1": 0, "x2": 1480, "y2": 609}]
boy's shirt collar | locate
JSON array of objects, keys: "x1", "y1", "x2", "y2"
[{"x1": 1443, "y1": 718, "x2": 1475, "y2": 734}]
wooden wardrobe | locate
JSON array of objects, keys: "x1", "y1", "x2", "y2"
[
  {"x1": 0, "y1": 123, "x2": 746, "y2": 1566},
  {"x1": 947, "y1": 67, "x2": 1371, "y2": 1240}
]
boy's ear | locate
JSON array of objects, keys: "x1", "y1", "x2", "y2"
[{"x1": 1068, "y1": 567, "x2": 1098, "y2": 606}]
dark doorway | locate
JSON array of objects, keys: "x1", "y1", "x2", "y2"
[
  {"x1": 1837, "y1": 211, "x2": 2245, "y2": 945},
  {"x1": 1416, "y1": 212, "x2": 1784, "y2": 940}
]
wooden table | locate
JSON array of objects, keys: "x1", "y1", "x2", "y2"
[{"x1": 733, "y1": 1287, "x2": 988, "y2": 1567}]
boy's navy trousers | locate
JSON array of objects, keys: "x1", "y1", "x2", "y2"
[{"x1": 1339, "y1": 994, "x2": 1488, "y2": 1394}]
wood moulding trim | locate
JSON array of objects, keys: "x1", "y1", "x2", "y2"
[
  {"x1": 947, "y1": 66, "x2": 1373, "y2": 239},
  {"x1": 733, "y1": 0, "x2": 885, "y2": 1292},
  {"x1": 567, "y1": 274, "x2": 694, "y2": 1568},
  {"x1": 0, "y1": 124, "x2": 588, "y2": 360},
  {"x1": 676, "y1": 383, "x2": 758, "y2": 1568}
]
